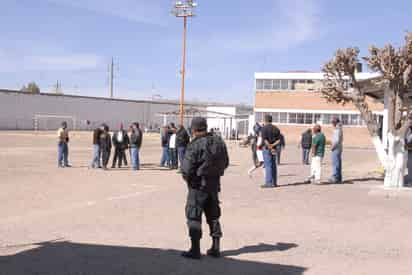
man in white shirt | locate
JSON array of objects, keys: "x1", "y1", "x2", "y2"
[
  {"x1": 111, "y1": 124, "x2": 129, "y2": 168},
  {"x1": 169, "y1": 126, "x2": 178, "y2": 169},
  {"x1": 57, "y1": 121, "x2": 70, "y2": 168}
]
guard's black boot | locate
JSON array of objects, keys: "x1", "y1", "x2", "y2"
[
  {"x1": 207, "y1": 238, "x2": 221, "y2": 258},
  {"x1": 181, "y1": 238, "x2": 201, "y2": 260}
]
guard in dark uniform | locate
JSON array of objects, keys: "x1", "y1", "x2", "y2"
[{"x1": 181, "y1": 117, "x2": 229, "y2": 260}]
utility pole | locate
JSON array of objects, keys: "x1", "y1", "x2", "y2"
[
  {"x1": 172, "y1": 0, "x2": 197, "y2": 126},
  {"x1": 109, "y1": 57, "x2": 114, "y2": 98}
]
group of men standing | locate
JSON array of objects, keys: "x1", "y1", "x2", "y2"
[
  {"x1": 301, "y1": 117, "x2": 343, "y2": 184},
  {"x1": 252, "y1": 114, "x2": 344, "y2": 187},
  {"x1": 90, "y1": 123, "x2": 143, "y2": 170},
  {"x1": 160, "y1": 123, "x2": 190, "y2": 170}
]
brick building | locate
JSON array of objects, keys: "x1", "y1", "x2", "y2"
[{"x1": 253, "y1": 72, "x2": 384, "y2": 147}]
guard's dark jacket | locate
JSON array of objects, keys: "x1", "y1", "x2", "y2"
[{"x1": 181, "y1": 133, "x2": 229, "y2": 193}]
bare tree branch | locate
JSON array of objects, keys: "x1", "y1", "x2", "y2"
[{"x1": 322, "y1": 33, "x2": 412, "y2": 138}]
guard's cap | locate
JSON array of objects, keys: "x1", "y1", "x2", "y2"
[{"x1": 191, "y1": 117, "x2": 207, "y2": 132}]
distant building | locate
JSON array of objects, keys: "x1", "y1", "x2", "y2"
[
  {"x1": 0, "y1": 89, "x2": 253, "y2": 135},
  {"x1": 254, "y1": 72, "x2": 383, "y2": 127},
  {"x1": 252, "y1": 71, "x2": 385, "y2": 147}
]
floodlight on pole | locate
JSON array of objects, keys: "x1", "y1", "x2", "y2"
[{"x1": 172, "y1": 0, "x2": 197, "y2": 126}]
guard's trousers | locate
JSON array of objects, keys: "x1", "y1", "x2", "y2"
[{"x1": 185, "y1": 187, "x2": 222, "y2": 240}]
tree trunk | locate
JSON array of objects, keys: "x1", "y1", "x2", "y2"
[
  {"x1": 371, "y1": 135, "x2": 387, "y2": 166},
  {"x1": 383, "y1": 133, "x2": 406, "y2": 188}
]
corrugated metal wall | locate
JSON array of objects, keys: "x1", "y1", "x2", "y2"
[{"x1": 0, "y1": 91, "x2": 196, "y2": 130}]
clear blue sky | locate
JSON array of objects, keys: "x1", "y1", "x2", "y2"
[{"x1": 0, "y1": 0, "x2": 411, "y2": 104}]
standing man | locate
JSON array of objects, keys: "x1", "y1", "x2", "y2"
[
  {"x1": 181, "y1": 117, "x2": 229, "y2": 260},
  {"x1": 130, "y1": 122, "x2": 143, "y2": 170},
  {"x1": 176, "y1": 124, "x2": 190, "y2": 170},
  {"x1": 306, "y1": 124, "x2": 326, "y2": 184},
  {"x1": 300, "y1": 128, "x2": 312, "y2": 165},
  {"x1": 330, "y1": 118, "x2": 343, "y2": 183},
  {"x1": 111, "y1": 123, "x2": 130, "y2": 169},
  {"x1": 160, "y1": 126, "x2": 171, "y2": 167},
  {"x1": 169, "y1": 126, "x2": 178, "y2": 169},
  {"x1": 90, "y1": 125, "x2": 103, "y2": 169},
  {"x1": 261, "y1": 115, "x2": 281, "y2": 188},
  {"x1": 57, "y1": 121, "x2": 71, "y2": 168},
  {"x1": 406, "y1": 125, "x2": 412, "y2": 186},
  {"x1": 253, "y1": 122, "x2": 262, "y2": 136},
  {"x1": 100, "y1": 124, "x2": 112, "y2": 170}
]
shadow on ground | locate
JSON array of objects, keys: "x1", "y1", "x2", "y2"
[
  {"x1": 0, "y1": 241, "x2": 306, "y2": 275},
  {"x1": 222, "y1": 242, "x2": 298, "y2": 257}
]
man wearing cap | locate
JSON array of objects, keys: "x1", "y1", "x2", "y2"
[
  {"x1": 57, "y1": 121, "x2": 70, "y2": 168},
  {"x1": 181, "y1": 117, "x2": 229, "y2": 259}
]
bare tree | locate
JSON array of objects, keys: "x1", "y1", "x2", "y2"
[{"x1": 321, "y1": 33, "x2": 412, "y2": 188}]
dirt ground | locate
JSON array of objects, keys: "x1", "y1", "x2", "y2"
[{"x1": 1, "y1": 131, "x2": 412, "y2": 275}]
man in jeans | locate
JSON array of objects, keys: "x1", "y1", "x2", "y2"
[
  {"x1": 160, "y1": 126, "x2": 171, "y2": 167},
  {"x1": 130, "y1": 122, "x2": 143, "y2": 170},
  {"x1": 57, "y1": 121, "x2": 71, "y2": 168},
  {"x1": 90, "y1": 125, "x2": 103, "y2": 168},
  {"x1": 261, "y1": 115, "x2": 281, "y2": 188},
  {"x1": 329, "y1": 118, "x2": 343, "y2": 183},
  {"x1": 405, "y1": 124, "x2": 412, "y2": 186},
  {"x1": 306, "y1": 124, "x2": 326, "y2": 184},
  {"x1": 176, "y1": 124, "x2": 190, "y2": 170}
]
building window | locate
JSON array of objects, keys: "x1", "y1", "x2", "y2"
[
  {"x1": 272, "y1": 112, "x2": 280, "y2": 123},
  {"x1": 264, "y1": 80, "x2": 273, "y2": 90},
  {"x1": 349, "y1": 114, "x2": 359, "y2": 125},
  {"x1": 304, "y1": 113, "x2": 313, "y2": 124},
  {"x1": 256, "y1": 80, "x2": 264, "y2": 90},
  {"x1": 314, "y1": 114, "x2": 321, "y2": 124},
  {"x1": 279, "y1": 113, "x2": 287, "y2": 123},
  {"x1": 297, "y1": 113, "x2": 304, "y2": 124},
  {"x1": 341, "y1": 114, "x2": 349, "y2": 125},
  {"x1": 273, "y1": 80, "x2": 281, "y2": 90},
  {"x1": 256, "y1": 111, "x2": 376, "y2": 127},
  {"x1": 281, "y1": 80, "x2": 289, "y2": 90},
  {"x1": 289, "y1": 113, "x2": 297, "y2": 124},
  {"x1": 322, "y1": 114, "x2": 331, "y2": 125}
]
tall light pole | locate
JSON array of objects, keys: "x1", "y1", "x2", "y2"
[{"x1": 172, "y1": 0, "x2": 197, "y2": 126}]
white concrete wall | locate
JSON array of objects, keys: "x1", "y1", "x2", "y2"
[{"x1": 206, "y1": 106, "x2": 237, "y2": 138}]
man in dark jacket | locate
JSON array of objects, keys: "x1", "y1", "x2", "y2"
[
  {"x1": 160, "y1": 126, "x2": 171, "y2": 167},
  {"x1": 176, "y1": 124, "x2": 190, "y2": 169},
  {"x1": 130, "y1": 122, "x2": 143, "y2": 170},
  {"x1": 300, "y1": 128, "x2": 312, "y2": 165},
  {"x1": 112, "y1": 124, "x2": 130, "y2": 168},
  {"x1": 100, "y1": 124, "x2": 112, "y2": 170},
  {"x1": 90, "y1": 125, "x2": 103, "y2": 168},
  {"x1": 261, "y1": 115, "x2": 281, "y2": 188},
  {"x1": 181, "y1": 117, "x2": 229, "y2": 260}
]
